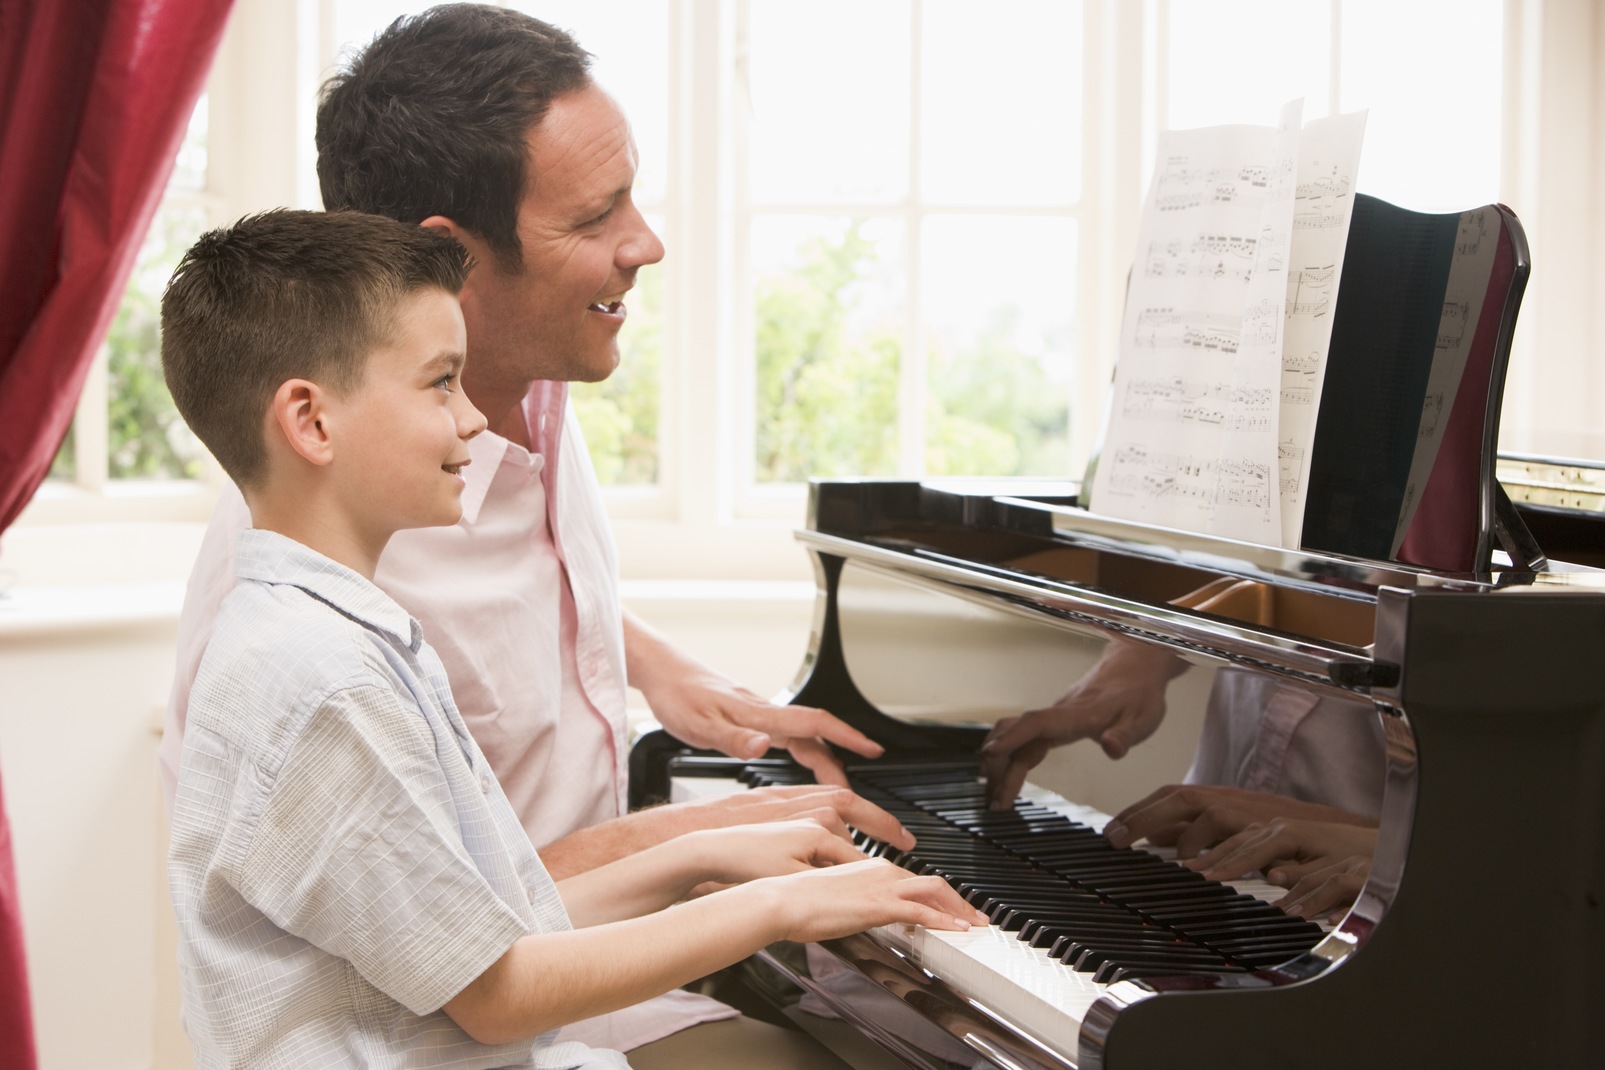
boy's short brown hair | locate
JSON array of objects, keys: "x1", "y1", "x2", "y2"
[{"x1": 161, "y1": 209, "x2": 470, "y2": 490}]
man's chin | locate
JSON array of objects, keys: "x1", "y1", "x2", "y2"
[{"x1": 570, "y1": 352, "x2": 622, "y2": 384}]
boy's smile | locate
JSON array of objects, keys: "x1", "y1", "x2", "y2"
[{"x1": 332, "y1": 288, "x2": 486, "y2": 552}]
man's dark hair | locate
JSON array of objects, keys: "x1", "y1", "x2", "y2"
[
  {"x1": 161, "y1": 209, "x2": 471, "y2": 490},
  {"x1": 316, "y1": 3, "x2": 594, "y2": 271}
]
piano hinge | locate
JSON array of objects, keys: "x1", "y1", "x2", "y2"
[{"x1": 1328, "y1": 659, "x2": 1400, "y2": 689}]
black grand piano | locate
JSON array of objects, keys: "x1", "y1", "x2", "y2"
[{"x1": 631, "y1": 197, "x2": 1605, "y2": 1068}]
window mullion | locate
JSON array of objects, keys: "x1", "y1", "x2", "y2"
[
  {"x1": 900, "y1": 0, "x2": 925, "y2": 479},
  {"x1": 75, "y1": 346, "x2": 111, "y2": 492},
  {"x1": 1329, "y1": 0, "x2": 1344, "y2": 113},
  {"x1": 1078, "y1": 0, "x2": 1147, "y2": 474}
]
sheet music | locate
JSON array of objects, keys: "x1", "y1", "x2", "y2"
[
  {"x1": 1091, "y1": 104, "x2": 1366, "y2": 548},
  {"x1": 1277, "y1": 110, "x2": 1368, "y2": 546}
]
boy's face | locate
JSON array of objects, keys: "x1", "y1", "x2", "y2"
[{"x1": 335, "y1": 288, "x2": 485, "y2": 538}]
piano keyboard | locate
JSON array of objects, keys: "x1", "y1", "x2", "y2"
[{"x1": 674, "y1": 762, "x2": 1329, "y2": 1064}]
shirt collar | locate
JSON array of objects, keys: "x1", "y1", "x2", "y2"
[
  {"x1": 459, "y1": 430, "x2": 509, "y2": 524},
  {"x1": 234, "y1": 529, "x2": 423, "y2": 652},
  {"x1": 457, "y1": 380, "x2": 569, "y2": 525}
]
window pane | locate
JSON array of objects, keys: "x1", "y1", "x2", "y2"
[
  {"x1": 922, "y1": 215, "x2": 1076, "y2": 476},
  {"x1": 571, "y1": 216, "x2": 663, "y2": 486},
  {"x1": 1340, "y1": 0, "x2": 1503, "y2": 210},
  {"x1": 170, "y1": 95, "x2": 209, "y2": 194},
  {"x1": 108, "y1": 200, "x2": 210, "y2": 480},
  {"x1": 1165, "y1": 0, "x2": 1331, "y2": 129},
  {"x1": 511, "y1": 0, "x2": 669, "y2": 203},
  {"x1": 922, "y1": 0, "x2": 1084, "y2": 205},
  {"x1": 332, "y1": 1, "x2": 439, "y2": 58},
  {"x1": 748, "y1": 2, "x2": 912, "y2": 204},
  {"x1": 752, "y1": 215, "x2": 906, "y2": 483}
]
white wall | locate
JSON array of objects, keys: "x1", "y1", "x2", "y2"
[{"x1": 0, "y1": 596, "x2": 182, "y2": 1070}]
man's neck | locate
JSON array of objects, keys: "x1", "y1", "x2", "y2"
[{"x1": 464, "y1": 376, "x2": 533, "y2": 449}]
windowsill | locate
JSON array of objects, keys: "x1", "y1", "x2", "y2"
[
  {"x1": 15, "y1": 479, "x2": 221, "y2": 526},
  {"x1": 0, "y1": 580, "x2": 186, "y2": 638}
]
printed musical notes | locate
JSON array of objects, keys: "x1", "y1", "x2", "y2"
[
  {"x1": 1104, "y1": 447, "x2": 1272, "y2": 512},
  {"x1": 1275, "y1": 111, "x2": 1370, "y2": 544},
  {"x1": 1090, "y1": 102, "x2": 1368, "y2": 548}
]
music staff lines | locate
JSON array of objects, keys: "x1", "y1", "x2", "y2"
[
  {"x1": 1144, "y1": 234, "x2": 1260, "y2": 282},
  {"x1": 1121, "y1": 377, "x2": 1273, "y2": 431},
  {"x1": 1278, "y1": 441, "x2": 1306, "y2": 494},
  {"x1": 1153, "y1": 157, "x2": 1272, "y2": 212},
  {"x1": 1436, "y1": 299, "x2": 1472, "y2": 351},
  {"x1": 1287, "y1": 264, "x2": 1335, "y2": 318},
  {"x1": 1132, "y1": 309, "x2": 1242, "y2": 354},
  {"x1": 1106, "y1": 446, "x2": 1272, "y2": 509},
  {"x1": 1455, "y1": 207, "x2": 1492, "y2": 258}
]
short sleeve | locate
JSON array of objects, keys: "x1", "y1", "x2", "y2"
[{"x1": 234, "y1": 683, "x2": 531, "y2": 1015}]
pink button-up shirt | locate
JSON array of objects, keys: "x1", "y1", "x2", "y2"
[{"x1": 159, "y1": 381, "x2": 732, "y2": 1051}]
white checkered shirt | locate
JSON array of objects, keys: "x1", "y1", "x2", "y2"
[{"x1": 168, "y1": 530, "x2": 628, "y2": 1069}]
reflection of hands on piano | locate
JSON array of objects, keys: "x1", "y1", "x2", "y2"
[
  {"x1": 1104, "y1": 783, "x2": 1373, "y2": 858},
  {"x1": 1183, "y1": 817, "x2": 1378, "y2": 920},
  {"x1": 980, "y1": 637, "x2": 1188, "y2": 807},
  {"x1": 1275, "y1": 853, "x2": 1373, "y2": 922}
]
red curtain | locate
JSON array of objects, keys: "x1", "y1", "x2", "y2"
[{"x1": 0, "y1": 0, "x2": 234, "y2": 1064}]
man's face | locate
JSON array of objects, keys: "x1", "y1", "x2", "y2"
[
  {"x1": 334, "y1": 288, "x2": 485, "y2": 540},
  {"x1": 459, "y1": 83, "x2": 665, "y2": 387}
]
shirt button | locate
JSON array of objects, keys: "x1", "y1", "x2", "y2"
[{"x1": 480, "y1": 772, "x2": 493, "y2": 794}]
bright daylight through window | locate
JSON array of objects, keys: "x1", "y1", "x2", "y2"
[{"x1": 47, "y1": 0, "x2": 1523, "y2": 517}]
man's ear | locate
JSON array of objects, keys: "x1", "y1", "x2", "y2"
[
  {"x1": 420, "y1": 214, "x2": 491, "y2": 267},
  {"x1": 269, "y1": 379, "x2": 336, "y2": 467},
  {"x1": 420, "y1": 214, "x2": 473, "y2": 247}
]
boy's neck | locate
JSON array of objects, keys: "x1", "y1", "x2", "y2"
[{"x1": 247, "y1": 488, "x2": 390, "y2": 582}]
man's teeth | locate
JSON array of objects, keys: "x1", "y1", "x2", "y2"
[{"x1": 588, "y1": 299, "x2": 623, "y2": 313}]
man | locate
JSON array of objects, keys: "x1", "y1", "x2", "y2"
[{"x1": 160, "y1": 6, "x2": 905, "y2": 1065}]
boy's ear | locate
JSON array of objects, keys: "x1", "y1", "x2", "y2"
[{"x1": 269, "y1": 379, "x2": 336, "y2": 467}]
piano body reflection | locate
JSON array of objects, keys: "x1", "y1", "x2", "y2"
[{"x1": 634, "y1": 474, "x2": 1605, "y2": 1068}]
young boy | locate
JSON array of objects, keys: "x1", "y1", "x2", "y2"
[{"x1": 161, "y1": 210, "x2": 984, "y2": 1069}]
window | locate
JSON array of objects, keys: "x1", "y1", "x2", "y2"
[
  {"x1": 22, "y1": 0, "x2": 1602, "y2": 572},
  {"x1": 47, "y1": 100, "x2": 214, "y2": 492},
  {"x1": 740, "y1": 1, "x2": 1084, "y2": 491}
]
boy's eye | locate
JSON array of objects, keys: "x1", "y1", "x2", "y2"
[{"x1": 434, "y1": 374, "x2": 456, "y2": 391}]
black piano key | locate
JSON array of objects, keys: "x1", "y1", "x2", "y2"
[{"x1": 1022, "y1": 919, "x2": 1156, "y2": 947}]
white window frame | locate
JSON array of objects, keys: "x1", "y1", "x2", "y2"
[{"x1": 12, "y1": 0, "x2": 1601, "y2": 587}]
